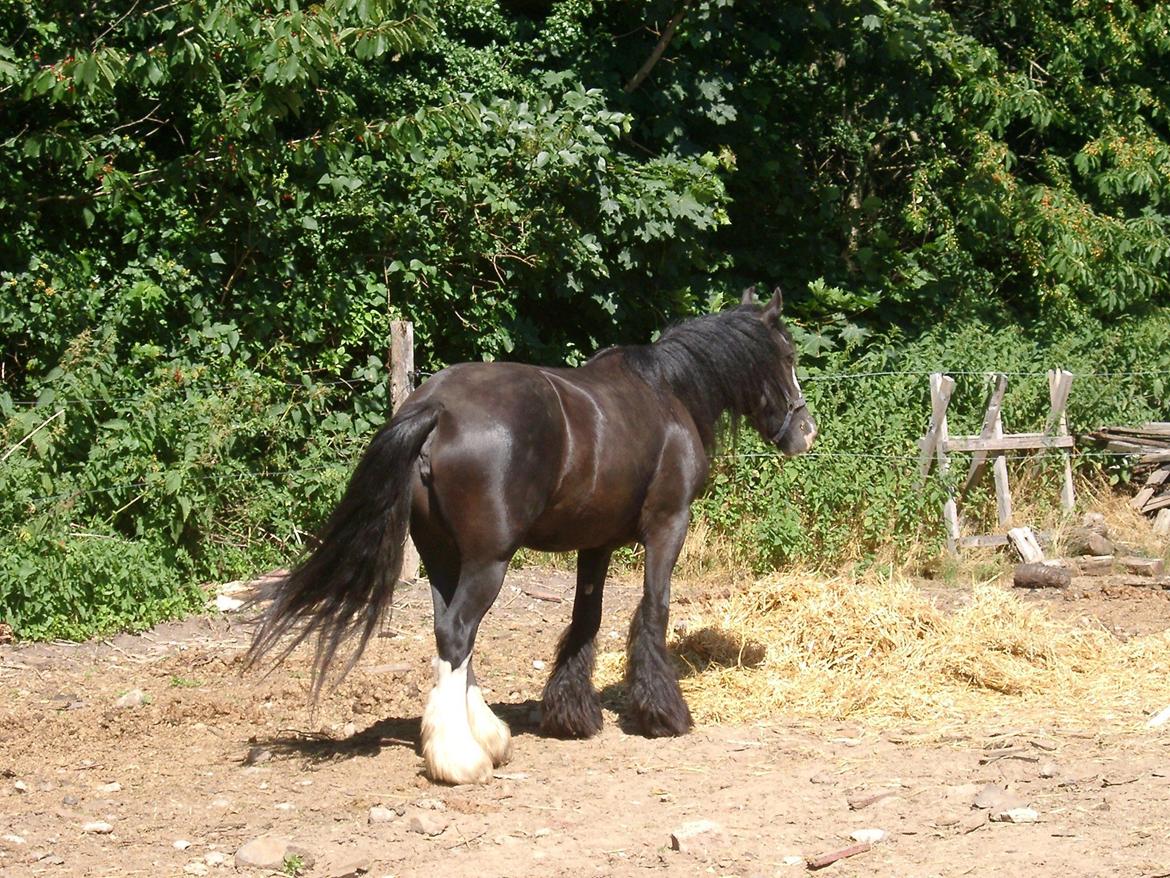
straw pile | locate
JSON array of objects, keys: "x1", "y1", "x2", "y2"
[{"x1": 597, "y1": 574, "x2": 1170, "y2": 729}]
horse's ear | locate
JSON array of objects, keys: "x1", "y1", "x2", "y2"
[
  {"x1": 761, "y1": 287, "x2": 783, "y2": 324},
  {"x1": 740, "y1": 285, "x2": 759, "y2": 306}
]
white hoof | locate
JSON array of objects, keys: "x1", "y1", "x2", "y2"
[
  {"x1": 420, "y1": 658, "x2": 493, "y2": 785},
  {"x1": 468, "y1": 682, "x2": 512, "y2": 767}
]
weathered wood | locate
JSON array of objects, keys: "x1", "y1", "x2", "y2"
[
  {"x1": 1118, "y1": 576, "x2": 1170, "y2": 590},
  {"x1": 961, "y1": 373, "x2": 1008, "y2": 497},
  {"x1": 1132, "y1": 465, "x2": 1170, "y2": 510},
  {"x1": 1008, "y1": 526, "x2": 1044, "y2": 563},
  {"x1": 946, "y1": 434, "x2": 1075, "y2": 453},
  {"x1": 928, "y1": 374, "x2": 961, "y2": 553},
  {"x1": 806, "y1": 842, "x2": 872, "y2": 870},
  {"x1": 1144, "y1": 493, "x2": 1170, "y2": 513},
  {"x1": 1048, "y1": 370, "x2": 1076, "y2": 511},
  {"x1": 1119, "y1": 556, "x2": 1166, "y2": 577},
  {"x1": 960, "y1": 534, "x2": 1011, "y2": 549},
  {"x1": 1155, "y1": 508, "x2": 1170, "y2": 538},
  {"x1": 1013, "y1": 562, "x2": 1071, "y2": 589},
  {"x1": 389, "y1": 320, "x2": 420, "y2": 582},
  {"x1": 918, "y1": 373, "x2": 956, "y2": 478}
]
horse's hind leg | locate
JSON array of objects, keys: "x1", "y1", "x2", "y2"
[
  {"x1": 626, "y1": 512, "x2": 693, "y2": 737},
  {"x1": 421, "y1": 559, "x2": 509, "y2": 785},
  {"x1": 467, "y1": 655, "x2": 511, "y2": 767},
  {"x1": 541, "y1": 547, "x2": 612, "y2": 738}
]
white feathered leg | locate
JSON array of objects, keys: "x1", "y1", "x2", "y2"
[
  {"x1": 420, "y1": 656, "x2": 492, "y2": 785},
  {"x1": 467, "y1": 659, "x2": 512, "y2": 767}
]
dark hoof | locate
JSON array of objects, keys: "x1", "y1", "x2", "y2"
[
  {"x1": 541, "y1": 680, "x2": 604, "y2": 739},
  {"x1": 627, "y1": 686, "x2": 693, "y2": 738}
]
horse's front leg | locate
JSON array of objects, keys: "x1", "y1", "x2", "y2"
[
  {"x1": 626, "y1": 511, "x2": 693, "y2": 737},
  {"x1": 541, "y1": 547, "x2": 613, "y2": 738}
]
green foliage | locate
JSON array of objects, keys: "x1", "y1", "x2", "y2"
[
  {"x1": 2, "y1": 0, "x2": 1169, "y2": 639},
  {"x1": 700, "y1": 308, "x2": 1170, "y2": 570}
]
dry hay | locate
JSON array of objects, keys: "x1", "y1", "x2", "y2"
[{"x1": 597, "y1": 574, "x2": 1170, "y2": 730}]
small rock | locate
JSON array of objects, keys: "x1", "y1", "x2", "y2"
[
  {"x1": 972, "y1": 783, "x2": 1024, "y2": 812},
  {"x1": 184, "y1": 863, "x2": 209, "y2": 876},
  {"x1": 314, "y1": 853, "x2": 371, "y2": 878},
  {"x1": 849, "y1": 828, "x2": 888, "y2": 844},
  {"x1": 82, "y1": 821, "x2": 113, "y2": 834},
  {"x1": 341, "y1": 721, "x2": 357, "y2": 738},
  {"x1": 1, "y1": 834, "x2": 26, "y2": 846},
  {"x1": 1039, "y1": 761, "x2": 1060, "y2": 778},
  {"x1": 533, "y1": 827, "x2": 552, "y2": 838},
  {"x1": 991, "y1": 807, "x2": 1040, "y2": 824},
  {"x1": 244, "y1": 747, "x2": 272, "y2": 766},
  {"x1": 62, "y1": 794, "x2": 79, "y2": 806},
  {"x1": 214, "y1": 594, "x2": 245, "y2": 613},
  {"x1": 532, "y1": 659, "x2": 546, "y2": 671},
  {"x1": 669, "y1": 819, "x2": 725, "y2": 854},
  {"x1": 234, "y1": 836, "x2": 290, "y2": 869},
  {"x1": 368, "y1": 806, "x2": 398, "y2": 824},
  {"x1": 414, "y1": 797, "x2": 446, "y2": 811},
  {"x1": 408, "y1": 813, "x2": 448, "y2": 837},
  {"x1": 13, "y1": 780, "x2": 28, "y2": 793},
  {"x1": 96, "y1": 782, "x2": 121, "y2": 794},
  {"x1": 173, "y1": 839, "x2": 192, "y2": 850},
  {"x1": 781, "y1": 855, "x2": 804, "y2": 866},
  {"x1": 274, "y1": 801, "x2": 294, "y2": 811},
  {"x1": 204, "y1": 851, "x2": 227, "y2": 867},
  {"x1": 1147, "y1": 704, "x2": 1170, "y2": 728},
  {"x1": 114, "y1": 689, "x2": 148, "y2": 709}
]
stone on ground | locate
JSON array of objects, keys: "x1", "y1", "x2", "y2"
[{"x1": 669, "y1": 819, "x2": 726, "y2": 854}]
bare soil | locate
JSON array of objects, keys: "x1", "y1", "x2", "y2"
[{"x1": 1, "y1": 568, "x2": 1168, "y2": 878}]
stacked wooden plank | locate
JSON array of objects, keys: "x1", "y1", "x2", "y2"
[{"x1": 1082, "y1": 423, "x2": 1170, "y2": 516}]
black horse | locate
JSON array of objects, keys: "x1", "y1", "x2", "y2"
[{"x1": 249, "y1": 288, "x2": 816, "y2": 784}]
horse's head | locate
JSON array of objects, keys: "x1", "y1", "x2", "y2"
[{"x1": 741, "y1": 286, "x2": 817, "y2": 456}]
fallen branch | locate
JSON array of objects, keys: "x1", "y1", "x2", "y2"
[{"x1": 806, "y1": 842, "x2": 871, "y2": 870}]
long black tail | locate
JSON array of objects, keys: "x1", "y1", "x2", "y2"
[{"x1": 247, "y1": 403, "x2": 440, "y2": 696}]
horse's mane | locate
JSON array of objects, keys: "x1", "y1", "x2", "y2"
[{"x1": 619, "y1": 305, "x2": 794, "y2": 444}]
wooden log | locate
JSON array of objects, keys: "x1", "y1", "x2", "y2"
[
  {"x1": 1119, "y1": 557, "x2": 1166, "y2": 577},
  {"x1": 1013, "y1": 562, "x2": 1071, "y2": 589}
]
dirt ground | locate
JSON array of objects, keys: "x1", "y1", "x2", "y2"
[{"x1": 1, "y1": 567, "x2": 1168, "y2": 878}]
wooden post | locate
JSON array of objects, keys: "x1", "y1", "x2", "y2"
[
  {"x1": 390, "y1": 320, "x2": 420, "y2": 582},
  {"x1": 1047, "y1": 369, "x2": 1076, "y2": 512},
  {"x1": 920, "y1": 373, "x2": 960, "y2": 553},
  {"x1": 962, "y1": 373, "x2": 1012, "y2": 526}
]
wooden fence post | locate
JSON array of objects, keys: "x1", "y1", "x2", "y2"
[
  {"x1": 390, "y1": 320, "x2": 420, "y2": 582},
  {"x1": 1047, "y1": 369, "x2": 1076, "y2": 512},
  {"x1": 919, "y1": 373, "x2": 960, "y2": 553}
]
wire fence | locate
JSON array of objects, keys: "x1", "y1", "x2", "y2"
[{"x1": 1, "y1": 366, "x2": 1161, "y2": 520}]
